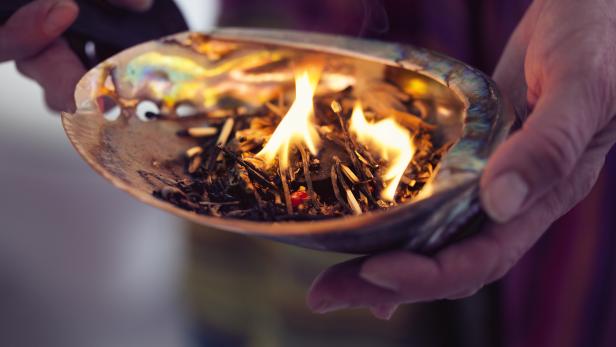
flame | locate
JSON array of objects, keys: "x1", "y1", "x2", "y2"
[
  {"x1": 257, "y1": 68, "x2": 322, "y2": 170},
  {"x1": 350, "y1": 102, "x2": 415, "y2": 201}
]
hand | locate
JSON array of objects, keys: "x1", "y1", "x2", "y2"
[
  {"x1": 307, "y1": 0, "x2": 616, "y2": 320},
  {"x1": 0, "y1": 0, "x2": 154, "y2": 111}
]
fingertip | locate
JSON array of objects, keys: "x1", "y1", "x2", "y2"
[
  {"x1": 44, "y1": 89, "x2": 77, "y2": 113},
  {"x1": 445, "y1": 287, "x2": 480, "y2": 300},
  {"x1": 369, "y1": 304, "x2": 398, "y2": 320},
  {"x1": 307, "y1": 257, "x2": 399, "y2": 313},
  {"x1": 306, "y1": 271, "x2": 329, "y2": 312},
  {"x1": 480, "y1": 172, "x2": 529, "y2": 223},
  {"x1": 108, "y1": 0, "x2": 154, "y2": 12},
  {"x1": 16, "y1": 39, "x2": 85, "y2": 112},
  {"x1": 359, "y1": 251, "x2": 427, "y2": 292},
  {"x1": 43, "y1": 0, "x2": 79, "y2": 36},
  {"x1": 0, "y1": 0, "x2": 79, "y2": 62},
  {"x1": 306, "y1": 258, "x2": 361, "y2": 312},
  {"x1": 359, "y1": 261, "x2": 400, "y2": 291},
  {"x1": 134, "y1": 0, "x2": 155, "y2": 12}
]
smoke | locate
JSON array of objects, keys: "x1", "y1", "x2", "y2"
[{"x1": 358, "y1": 0, "x2": 390, "y2": 37}]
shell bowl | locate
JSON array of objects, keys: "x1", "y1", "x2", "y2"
[{"x1": 62, "y1": 28, "x2": 515, "y2": 254}]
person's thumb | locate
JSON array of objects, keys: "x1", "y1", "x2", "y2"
[
  {"x1": 0, "y1": 0, "x2": 78, "y2": 62},
  {"x1": 480, "y1": 82, "x2": 598, "y2": 223}
]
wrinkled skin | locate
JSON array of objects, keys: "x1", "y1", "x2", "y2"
[
  {"x1": 2, "y1": 0, "x2": 616, "y2": 322},
  {"x1": 307, "y1": 0, "x2": 616, "y2": 320},
  {"x1": 0, "y1": 0, "x2": 153, "y2": 111}
]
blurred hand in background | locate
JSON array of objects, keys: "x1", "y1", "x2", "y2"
[{"x1": 0, "y1": 0, "x2": 153, "y2": 111}]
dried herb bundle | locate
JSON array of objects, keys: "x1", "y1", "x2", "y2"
[{"x1": 153, "y1": 83, "x2": 445, "y2": 221}]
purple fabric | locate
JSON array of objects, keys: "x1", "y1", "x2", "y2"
[
  {"x1": 219, "y1": 0, "x2": 530, "y2": 71},
  {"x1": 219, "y1": 1, "x2": 615, "y2": 346}
]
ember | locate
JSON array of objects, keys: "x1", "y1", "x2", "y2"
[{"x1": 153, "y1": 66, "x2": 444, "y2": 221}]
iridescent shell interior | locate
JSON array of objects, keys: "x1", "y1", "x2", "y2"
[{"x1": 62, "y1": 29, "x2": 514, "y2": 254}]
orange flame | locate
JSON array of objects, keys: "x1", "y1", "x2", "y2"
[
  {"x1": 257, "y1": 68, "x2": 322, "y2": 170},
  {"x1": 350, "y1": 102, "x2": 415, "y2": 201}
]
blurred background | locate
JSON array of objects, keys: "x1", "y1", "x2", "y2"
[
  {"x1": 0, "y1": 1, "x2": 499, "y2": 347},
  {"x1": 0, "y1": 2, "x2": 217, "y2": 346}
]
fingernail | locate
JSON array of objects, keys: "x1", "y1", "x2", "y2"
[
  {"x1": 110, "y1": 0, "x2": 154, "y2": 11},
  {"x1": 308, "y1": 298, "x2": 329, "y2": 313},
  {"x1": 309, "y1": 299, "x2": 349, "y2": 314},
  {"x1": 359, "y1": 268, "x2": 400, "y2": 291},
  {"x1": 481, "y1": 172, "x2": 528, "y2": 223},
  {"x1": 44, "y1": 1, "x2": 78, "y2": 36},
  {"x1": 370, "y1": 304, "x2": 398, "y2": 320},
  {"x1": 134, "y1": 0, "x2": 154, "y2": 11}
]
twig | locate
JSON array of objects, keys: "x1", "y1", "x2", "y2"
[
  {"x1": 331, "y1": 104, "x2": 379, "y2": 205},
  {"x1": 239, "y1": 164, "x2": 267, "y2": 218},
  {"x1": 187, "y1": 155, "x2": 203, "y2": 174},
  {"x1": 330, "y1": 162, "x2": 349, "y2": 210},
  {"x1": 185, "y1": 146, "x2": 203, "y2": 158},
  {"x1": 346, "y1": 190, "x2": 362, "y2": 215},
  {"x1": 340, "y1": 164, "x2": 360, "y2": 184},
  {"x1": 278, "y1": 91, "x2": 285, "y2": 109},
  {"x1": 265, "y1": 102, "x2": 286, "y2": 118},
  {"x1": 252, "y1": 184, "x2": 267, "y2": 218},
  {"x1": 355, "y1": 149, "x2": 378, "y2": 170},
  {"x1": 215, "y1": 117, "x2": 236, "y2": 161},
  {"x1": 217, "y1": 118, "x2": 235, "y2": 147},
  {"x1": 279, "y1": 166, "x2": 293, "y2": 215},
  {"x1": 177, "y1": 127, "x2": 218, "y2": 138},
  {"x1": 332, "y1": 100, "x2": 373, "y2": 182},
  {"x1": 218, "y1": 146, "x2": 277, "y2": 190},
  {"x1": 298, "y1": 144, "x2": 320, "y2": 211},
  {"x1": 334, "y1": 156, "x2": 362, "y2": 215},
  {"x1": 199, "y1": 201, "x2": 240, "y2": 206}
]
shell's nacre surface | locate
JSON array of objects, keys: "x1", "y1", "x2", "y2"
[{"x1": 63, "y1": 29, "x2": 514, "y2": 254}]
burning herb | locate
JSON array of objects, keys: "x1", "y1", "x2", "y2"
[{"x1": 152, "y1": 70, "x2": 446, "y2": 221}]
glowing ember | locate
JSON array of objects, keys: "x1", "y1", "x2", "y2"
[
  {"x1": 350, "y1": 102, "x2": 415, "y2": 201},
  {"x1": 257, "y1": 68, "x2": 322, "y2": 170}
]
